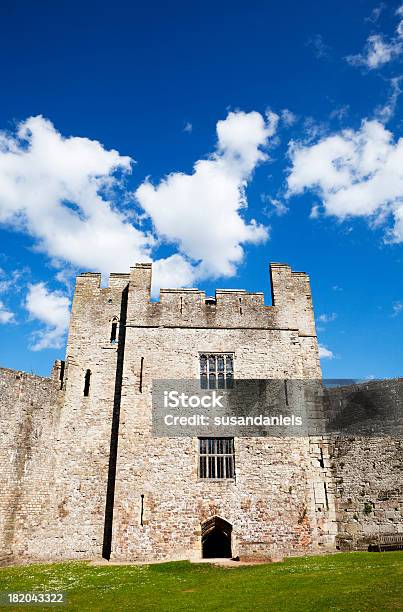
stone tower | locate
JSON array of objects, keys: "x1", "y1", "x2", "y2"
[
  {"x1": 0, "y1": 262, "x2": 342, "y2": 564},
  {"x1": 54, "y1": 262, "x2": 336, "y2": 561}
]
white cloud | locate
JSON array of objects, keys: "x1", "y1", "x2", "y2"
[
  {"x1": 302, "y1": 117, "x2": 328, "y2": 143},
  {"x1": 365, "y1": 3, "x2": 385, "y2": 24},
  {"x1": 262, "y1": 194, "x2": 288, "y2": 217},
  {"x1": 0, "y1": 269, "x2": 24, "y2": 324},
  {"x1": 151, "y1": 254, "x2": 196, "y2": 295},
  {"x1": 0, "y1": 113, "x2": 274, "y2": 292},
  {"x1": 318, "y1": 344, "x2": 334, "y2": 359},
  {"x1": 309, "y1": 204, "x2": 320, "y2": 219},
  {"x1": 329, "y1": 105, "x2": 350, "y2": 122},
  {"x1": 281, "y1": 109, "x2": 297, "y2": 127},
  {"x1": 392, "y1": 301, "x2": 403, "y2": 316},
  {"x1": 136, "y1": 110, "x2": 273, "y2": 279},
  {"x1": 0, "y1": 267, "x2": 28, "y2": 294},
  {"x1": 0, "y1": 115, "x2": 153, "y2": 277},
  {"x1": 318, "y1": 312, "x2": 337, "y2": 323},
  {"x1": 0, "y1": 300, "x2": 14, "y2": 324},
  {"x1": 287, "y1": 119, "x2": 403, "y2": 242},
  {"x1": 347, "y1": 35, "x2": 402, "y2": 69},
  {"x1": 183, "y1": 122, "x2": 193, "y2": 133},
  {"x1": 25, "y1": 283, "x2": 70, "y2": 351},
  {"x1": 347, "y1": 8, "x2": 403, "y2": 69},
  {"x1": 397, "y1": 5, "x2": 403, "y2": 32},
  {"x1": 375, "y1": 77, "x2": 402, "y2": 123}
]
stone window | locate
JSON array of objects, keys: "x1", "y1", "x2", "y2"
[
  {"x1": 199, "y1": 437, "x2": 235, "y2": 479},
  {"x1": 199, "y1": 353, "x2": 234, "y2": 389},
  {"x1": 83, "y1": 369, "x2": 91, "y2": 397},
  {"x1": 110, "y1": 317, "x2": 118, "y2": 343}
]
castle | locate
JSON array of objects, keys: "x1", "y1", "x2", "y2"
[{"x1": 0, "y1": 262, "x2": 401, "y2": 565}]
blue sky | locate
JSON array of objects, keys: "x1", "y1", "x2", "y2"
[{"x1": 0, "y1": 0, "x2": 402, "y2": 378}]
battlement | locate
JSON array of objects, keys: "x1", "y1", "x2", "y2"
[
  {"x1": 157, "y1": 288, "x2": 265, "y2": 308},
  {"x1": 76, "y1": 272, "x2": 101, "y2": 288},
  {"x1": 122, "y1": 262, "x2": 315, "y2": 334},
  {"x1": 70, "y1": 261, "x2": 316, "y2": 335},
  {"x1": 75, "y1": 271, "x2": 130, "y2": 290}
]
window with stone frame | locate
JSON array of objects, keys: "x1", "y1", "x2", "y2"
[
  {"x1": 199, "y1": 353, "x2": 234, "y2": 389},
  {"x1": 83, "y1": 369, "x2": 91, "y2": 397},
  {"x1": 198, "y1": 437, "x2": 235, "y2": 479},
  {"x1": 110, "y1": 317, "x2": 118, "y2": 343}
]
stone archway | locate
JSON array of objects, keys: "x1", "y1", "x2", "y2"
[{"x1": 201, "y1": 516, "x2": 232, "y2": 558}]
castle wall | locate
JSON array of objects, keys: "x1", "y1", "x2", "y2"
[
  {"x1": 111, "y1": 263, "x2": 336, "y2": 561},
  {"x1": 324, "y1": 380, "x2": 403, "y2": 550},
  {"x1": 0, "y1": 366, "x2": 62, "y2": 564}
]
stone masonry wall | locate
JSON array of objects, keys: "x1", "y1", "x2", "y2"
[
  {"x1": 0, "y1": 365, "x2": 63, "y2": 565},
  {"x1": 111, "y1": 263, "x2": 336, "y2": 561},
  {"x1": 45, "y1": 272, "x2": 130, "y2": 561},
  {"x1": 325, "y1": 380, "x2": 403, "y2": 550}
]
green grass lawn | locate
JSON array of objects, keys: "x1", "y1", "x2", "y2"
[{"x1": 0, "y1": 552, "x2": 402, "y2": 611}]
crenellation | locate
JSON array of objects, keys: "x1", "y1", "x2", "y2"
[
  {"x1": 270, "y1": 263, "x2": 316, "y2": 337},
  {"x1": 109, "y1": 273, "x2": 130, "y2": 290},
  {"x1": 129, "y1": 263, "x2": 152, "y2": 293},
  {"x1": 76, "y1": 272, "x2": 102, "y2": 288},
  {"x1": 125, "y1": 264, "x2": 310, "y2": 330}
]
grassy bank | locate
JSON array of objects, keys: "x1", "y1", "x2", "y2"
[{"x1": 0, "y1": 552, "x2": 402, "y2": 611}]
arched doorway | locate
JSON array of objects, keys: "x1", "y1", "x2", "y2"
[{"x1": 201, "y1": 516, "x2": 232, "y2": 558}]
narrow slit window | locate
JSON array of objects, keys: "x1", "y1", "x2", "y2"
[
  {"x1": 140, "y1": 494, "x2": 144, "y2": 526},
  {"x1": 110, "y1": 318, "x2": 118, "y2": 343},
  {"x1": 83, "y1": 369, "x2": 91, "y2": 397},
  {"x1": 324, "y1": 482, "x2": 329, "y2": 510},
  {"x1": 139, "y1": 357, "x2": 144, "y2": 393},
  {"x1": 199, "y1": 437, "x2": 235, "y2": 479},
  {"x1": 59, "y1": 360, "x2": 65, "y2": 390}
]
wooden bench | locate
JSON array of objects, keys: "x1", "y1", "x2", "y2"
[{"x1": 368, "y1": 533, "x2": 403, "y2": 552}]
